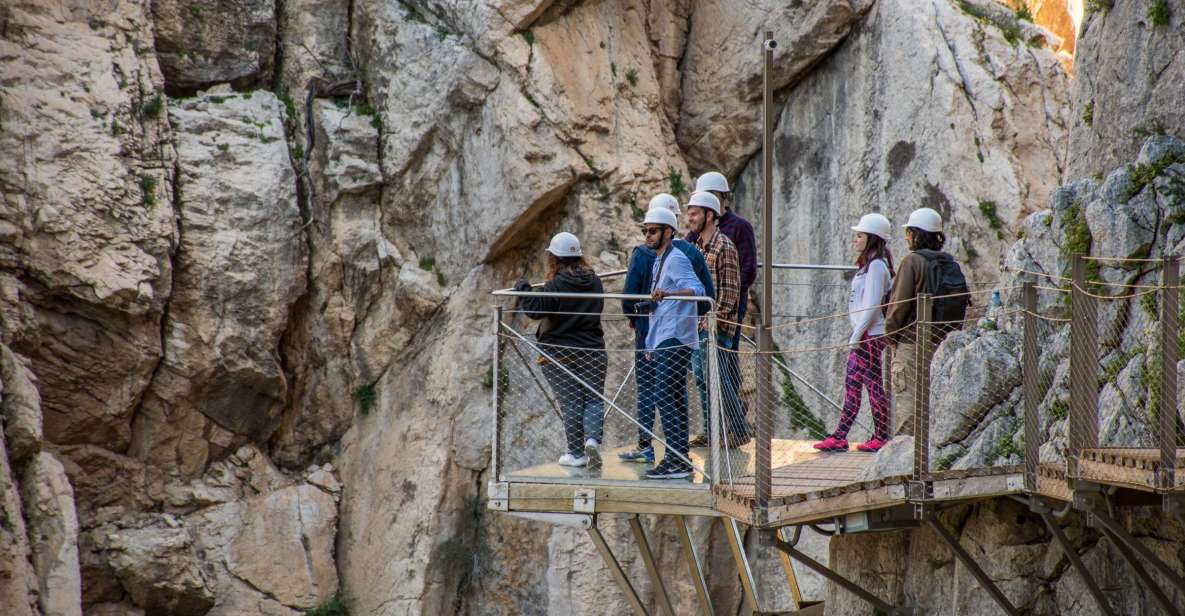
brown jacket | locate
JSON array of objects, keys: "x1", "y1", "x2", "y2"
[{"x1": 885, "y1": 252, "x2": 927, "y2": 343}]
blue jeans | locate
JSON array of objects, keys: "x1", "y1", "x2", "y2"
[
  {"x1": 634, "y1": 329, "x2": 658, "y2": 448},
  {"x1": 540, "y1": 348, "x2": 607, "y2": 456},
  {"x1": 691, "y1": 330, "x2": 749, "y2": 441},
  {"x1": 653, "y1": 338, "x2": 692, "y2": 463}
]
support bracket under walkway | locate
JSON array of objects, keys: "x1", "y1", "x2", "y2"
[{"x1": 773, "y1": 527, "x2": 911, "y2": 616}]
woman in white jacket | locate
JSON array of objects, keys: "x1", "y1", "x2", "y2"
[{"x1": 813, "y1": 213, "x2": 895, "y2": 452}]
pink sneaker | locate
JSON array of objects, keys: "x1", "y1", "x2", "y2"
[
  {"x1": 812, "y1": 436, "x2": 848, "y2": 451},
  {"x1": 856, "y1": 438, "x2": 887, "y2": 452}
]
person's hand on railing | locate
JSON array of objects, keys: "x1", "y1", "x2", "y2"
[
  {"x1": 652, "y1": 288, "x2": 669, "y2": 301},
  {"x1": 513, "y1": 278, "x2": 532, "y2": 292}
]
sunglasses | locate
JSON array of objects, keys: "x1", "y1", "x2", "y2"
[{"x1": 641, "y1": 227, "x2": 665, "y2": 237}]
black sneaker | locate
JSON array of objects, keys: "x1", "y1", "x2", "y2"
[{"x1": 644, "y1": 459, "x2": 693, "y2": 480}]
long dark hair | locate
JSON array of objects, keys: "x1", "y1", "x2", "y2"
[
  {"x1": 906, "y1": 227, "x2": 946, "y2": 251},
  {"x1": 857, "y1": 234, "x2": 895, "y2": 277},
  {"x1": 546, "y1": 254, "x2": 592, "y2": 282}
]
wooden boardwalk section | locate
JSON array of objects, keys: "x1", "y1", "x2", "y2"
[{"x1": 495, "y1": 442, "x2": 1182, "y2": 528}]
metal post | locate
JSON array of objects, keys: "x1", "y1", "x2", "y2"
[
  {"x1": 722, "y1": 519, "x2": 760, "y2": 613},
  {"x1": 1159, "y1": 257, "x2": 1179, "y2": 491},
  {"x1": 913, "y1": 294, "x2": 933, "y2": 482},
  {"x1": 673, "y1": 516, "x2": 714, "y2": 616},
  {"x1": 492, "y1": 305, "x2": 505, "y2": 481},
  {"x1": 925, "y1": 519, "x2": 1020, "y2": 616},
  {"x1": 707, "y1": 311, "x2": 722, "y2": 486},
  {"x1": 587, "y1": 523, "x2": 649, "y2": 616},
  {"x1": 1022, "y1": 283, "x2": 1039, "y2": 492},
  {"x1": 755, "y1": 29, "x2": 777, "y2": 521},
  {"x1": 628, "y1": 516, "x2": 675, "y2": 616},
  {"x1": 1069, "y1": 255, "x2": 1099, "y2": 476}
]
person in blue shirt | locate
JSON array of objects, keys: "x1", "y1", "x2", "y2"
[
  {"x1": 620, "y1": 194, "x2": 714, "y2": 466},
  {"x1": 636, "y1": 206, "x2": 704, "y2": 480}
]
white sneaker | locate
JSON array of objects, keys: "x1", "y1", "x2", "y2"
[
  {"x1": 584, "y1": 438, "x2": 601, "y2": 448},
  {"x1": 558, "y1": 453, "x2": 588, "y2": 467}
]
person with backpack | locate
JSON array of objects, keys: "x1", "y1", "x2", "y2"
[
  {"x1": 514, "y1": 232, "x2": 607, "y2": 467},
  {"x1": 884, "y1": 208, "x2": 970, "y2": 436},
  {"x1": 813, "y1": 214, "x2": 895, "y2": 452}
]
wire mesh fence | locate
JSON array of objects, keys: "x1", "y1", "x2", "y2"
[{"x1": 489, "y1": 255, "x2": 1185, "y2": 505}]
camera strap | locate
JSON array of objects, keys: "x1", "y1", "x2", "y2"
[{"x1": 650, "y1": 245, "x2": 673, "y2": 295}]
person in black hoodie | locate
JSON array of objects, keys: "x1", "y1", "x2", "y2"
[{"x1": 514, "y1": 232, "x2": 607, "y2": 468}]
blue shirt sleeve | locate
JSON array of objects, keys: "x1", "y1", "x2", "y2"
[{"x1": 668, "y1": 252, "x2": 704, "y2": 297}]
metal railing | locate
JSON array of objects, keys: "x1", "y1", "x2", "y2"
[{"x1": 488, "y1": 254, "x2": 1185, "y2": 513}]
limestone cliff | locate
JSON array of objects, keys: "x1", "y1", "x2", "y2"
[{"x1": 1, "y1": 0, "x2": 1182, "y2": 615}]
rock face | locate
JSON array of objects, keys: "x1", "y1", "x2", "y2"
[
  {"x1": 0, "y1": 0, "x2": 177, "y2": 453},
  {"x1": 21, "y1": 453, "x2": 82, "y2": 616},
  {"x1": 733, "y1": 0, "x2": 1070, "y2": 442},
  {"x1": 151, "y1": 0, "x2": 277, "y2": 92},
  {"x1": 1067, "y1": 0, "x2": 1185, "y2": 180},
  {"x1": 130, "y1": 90, "x2": 306, "y2": 476},
  {"x1": 677, "y1": 0, "x2": 875, "y2": 176},
  {"x1": 827, "y1": 499, "x2": 1185, "y2": 614}
]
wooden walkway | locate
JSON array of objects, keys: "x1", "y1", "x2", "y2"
[{"x1": 493, "y1": 441, "x2": 1185, "y2": 528}]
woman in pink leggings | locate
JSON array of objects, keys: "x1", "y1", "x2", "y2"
[{"x1": 813, "y1": 213, "x2": 895, "y2": 453}]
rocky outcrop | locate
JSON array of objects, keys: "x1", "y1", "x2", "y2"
[
  {"x1": 0, "y1": 427, "x2": 39, "y2": 616},
  {"x1": 1067, "y1": 0, "x2": 1185, "y2": 180},
  {"x1": 20, "y1": 452, "x2": 82, "y2": 616},
  {"x1": 0, "y1": 0, "x2": 177, "y2": 453},
  {"x1": 130, "y1": 90, "x2": 306, "y2": 476},
  {"x1": 677, "y1": 0, "x2": 875, "y2": 176},
  {"x1": 151, "y1": 0, "x2": 277, "y2": 93}
]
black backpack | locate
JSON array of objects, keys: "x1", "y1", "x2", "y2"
[{"x1": 915, "y1": 249, "x2": 970, "y2": 335}]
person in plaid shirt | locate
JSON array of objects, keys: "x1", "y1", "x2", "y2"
[{"x1": 685, "y1": 192, "x2": 750, "y2": 448}]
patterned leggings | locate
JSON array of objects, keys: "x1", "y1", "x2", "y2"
[{"x1": 834, "y1": 335, "x2": 889, "y2": 440}]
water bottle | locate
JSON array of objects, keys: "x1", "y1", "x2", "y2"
[{"x1": 981, "y1": 290, "x2": 1002, "y2": 330}]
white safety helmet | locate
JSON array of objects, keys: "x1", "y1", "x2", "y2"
[
  {"x1": 694, "y1": 171, "x2": 730, "y2": 194},
  {"x1": 642, "y1": 206, "x2": 679, "y2": 231},
  {"x1": 851, "y1": 213, "x2": 891, "y2": 240},
  {"x1": 545, "y1": 231, "x2": 582, "y2": 257},
  {"x1": 648, "y1": 193, "x2": 681, "y2": 215},
  {"x1": 903, "y1": 207, "x2": 943, "y2": 233},
  {"x1": 686, "y1": 191, "x2": 721, "y2": 217}
]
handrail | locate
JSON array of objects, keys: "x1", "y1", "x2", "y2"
[
  {"x1": 494, "y1": 262, "x2": 853, "y2": 295},
  {"x1": 492, "y1": 290, "x2": 715, "y2": 307}
]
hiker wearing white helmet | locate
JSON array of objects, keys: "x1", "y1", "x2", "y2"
[
  {"x1": 514, "y1": 233, "x2": 607, "y2": 468},
  {"x1": 688, "y1": 171, "x2": 757, "y2": 349},
  {"x1": 885, "y1": 208, "x2": 970, "y2": 436},
  {"x1": 685, "y1": 192, "x2": 749, "y2": 448},
  {"x1": 814, "y1": 213, "x2": 895, "y2": 453},
  {"x1": 632, "y1": 206, "x2": 704, "y2": 479},
  {"x1": 619, "y1": 194, "x2": 716, "y2": 466}
]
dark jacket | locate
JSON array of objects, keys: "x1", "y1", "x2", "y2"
[
  {"x1": 621, "y1": 240, "x2": 715, "y2": 345},
  {"x1": 688, "y1": 211, "x2": 757, "y2": 291},
  {"x1": 519, "y1": 269, "x2": 605, "y2": 349}
]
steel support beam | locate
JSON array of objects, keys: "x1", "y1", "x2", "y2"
[
  {"x1": 775, "y1": 528, "x2": 804, "y2": 610},
  {"x1": 629, "y1": 516, "x2": 675, "y2": 616},
  {"x1": 673, "y1": 516, "x2": 714, "y2": 616},
  {"x1": 1037, "y1": 512, "x2": 1116, "y2": 616},
  {"x1": 1159, "y1": 257, "x2": 1179, "y2": 491},
  {"x1": 773, "y1": 534, "x2": 901, "y2": 615},
  {"x1": 587, "y1": 523, "x2": 649, "y2": 616},
  {"x1": 1089, "y1": 507, "x2": 1185, "y2": 595},
  {"x1": 924, "y1": 519, "x2": 1019, "y2": 615},
  {"x1": 722, "y1": 518, "x2": 760, "y2": 613},
  {"x1": 1099, "y1": 526, "x2": 1176, "y2": 614}
]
